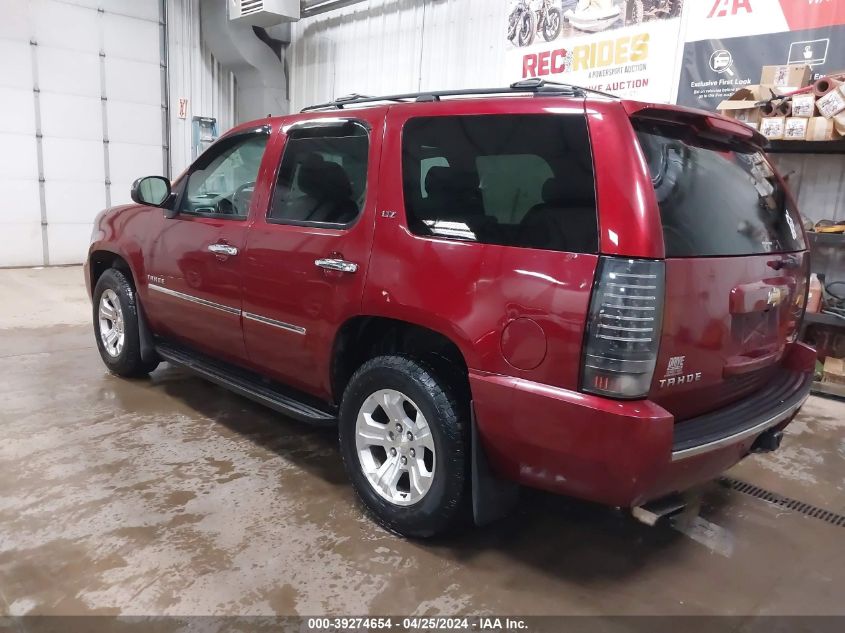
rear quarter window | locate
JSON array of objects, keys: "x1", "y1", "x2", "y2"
[
  {"x1": 401, "y1": 114, "x2": 598, "y2": 254},
  {"x1": 634, "y1": 120, "x2": 806, "y2": 257}
]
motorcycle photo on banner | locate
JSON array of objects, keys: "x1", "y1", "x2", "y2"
[
  {"x1": 507, "y1": 0, "x2": 564, "y2": 47},
  {"x1": 504, "y1": 0, "x2": 686, "y2": 102}
]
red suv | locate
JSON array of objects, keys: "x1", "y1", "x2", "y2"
[{"x1": 86, "y1": 80, "x2": 815, "y2": 538}]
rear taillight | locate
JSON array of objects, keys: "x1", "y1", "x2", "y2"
[
  {"x1": 581, "y1": 257, "x2": 665, "y2": 399},
  {"x1": 787, "y1": 269, "x2": 810, "y2": 343}
]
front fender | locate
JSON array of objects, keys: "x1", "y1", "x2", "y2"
[{"x1": 86, "y1": 204, "x2": 156, "y2": 294}]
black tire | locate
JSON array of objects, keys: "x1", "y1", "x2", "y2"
[
  {"x1": 542, "y1": 7, "x2": 562, "y2": 42},
  {"x1": 92, "y1": 268, "x2": 159, "y2": 378},
  {"x1": 507, "y1": 10, "x2": 520, "y2": 43},
  {"x1": 517, "y1": 10, "x2": 535, "y2": 47},
  {"x1": 338, "y1": 355, "x2": 469, "y2": 538}
]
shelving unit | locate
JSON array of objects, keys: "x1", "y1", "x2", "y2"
[
  {"x1": 768, "y1": 142, "x2": 845, "y2": 398},
  {"x1": 768, "y1": 139, "x2": 845, "y2": 155},
  {"x1": 806, "y1": 231, "x2": 845, "y2": 247},
  {"x1": 801, "y1": 233, "x2": 845, "y2": 398},
  {"x1": 803, "y1": 311, "x2": 844, "y2": 328},
  {"x1": 811, "y1": 380, "x2": 845, "y2": 399}
]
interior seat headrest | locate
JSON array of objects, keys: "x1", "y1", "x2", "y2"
[{"x1": 425, "y1": 166, "x2": 452, "y2": 196}]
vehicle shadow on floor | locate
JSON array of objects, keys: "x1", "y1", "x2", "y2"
[
  {"x1": 150, "y1": 365, "x2": 731, "y2": 577},
  {"x1": 151, "y1": 365, "x2": 349, "y2": 485}
]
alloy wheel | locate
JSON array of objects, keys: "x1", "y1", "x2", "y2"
[
  {"x1": 355, "y1": 389, "x2": 436, "y2": 507},
  {"x1": 98, "y1": 289, "x2": 125, "y2": 358}
]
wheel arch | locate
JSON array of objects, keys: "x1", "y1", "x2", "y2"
[
  {"x1": 88, "y1": 248, "x2": 157, "y2": 365},
  {"x1": 89, "y1": 249, "x2": 135, "y2": 291},
  {"x1": 330, "y1": 316, "x2": 473, "y2": 405},
  {"x1": 332, "y1": 315, "x2": 519, "y2": 529}
]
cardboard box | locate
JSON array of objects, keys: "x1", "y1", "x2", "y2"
[
  {"x1": 784, "y1": 117, "x2": 808, "y2": 139},
  {"x1": 807, "y1": 117, "x2": 837, "y2": 140},
  {"x1": 717, "y1": 86, "x2": 763, "y2": 126},
  {"x1": 760, "y1": 64, "x2": 812, "y2": 88},
  {"x1": 817, "y1": 86, "x2": 845, "y2": 118},
  {"x1": 760, "y1": 116, "x2": 786, "y2": 140},
  {"x1": 822, "y1": 357, "x2": 845, "y2": 385},
  {"x1": 835, "y1": 113, "x2": 845, "y2": 137},
  {"x1": 791, "y1": 93, "x2": 816, "y2": 117}
]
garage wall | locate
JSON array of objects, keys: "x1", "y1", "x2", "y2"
[
  {"x1": 289, "y1": 0, "x2": 503, "y2": 113},
  {"x1": 0, "y1": 0, "x2": 163, "y2": 267},
  {"x1": 0, "y1": 0, "x2": 237, "y2": 268},
  {"x1": 0, "y1": 3, "x2": 42, "y2": 267},
  {"x1": 167, "y1": 0, "x2": 237, "y2": 177}
]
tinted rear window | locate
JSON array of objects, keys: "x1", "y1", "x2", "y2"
[
  {"x1": 402, "y1": 114, "x2": 598, "y2": 253},
  {"x1": 635, "y1": 121, "x2": 805, "y2": 257}
]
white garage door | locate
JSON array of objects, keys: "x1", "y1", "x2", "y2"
[{"x1": 0, "y1": 0, "x2": 165, "y2": 267}]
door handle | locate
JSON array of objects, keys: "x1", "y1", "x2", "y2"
[
  {"x1": 315, "y1": 258, "x2": 358, "y2": 273},
  {"x1": 208, "y1": 244, "x2": 239, "y2": 256},
  {"x1": 767, "y1": 257, "x2": 800, "y2": 271}
]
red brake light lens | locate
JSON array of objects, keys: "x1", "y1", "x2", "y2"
[{"x1": 581, "y1": 257, "x2": 665, "y2": 399}]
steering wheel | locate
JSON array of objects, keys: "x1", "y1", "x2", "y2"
[
  {"x1": 232, "y1": 181, "x2": 257, "y2": 216},
  {"x1": 216, "y1": 196, "x2": 236, "y2": 215}
]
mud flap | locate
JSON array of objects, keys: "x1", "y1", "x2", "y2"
[
  {"x1": 136, "y1": 300, "x2": 157, "y2": 364},
  {"x1": 471, "y1": 405, "x2": 519, "y2": 526}
]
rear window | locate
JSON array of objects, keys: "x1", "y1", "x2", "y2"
[
  {"x1": 402, "y1": 114, "x2": 598, "y2": 253},
  {"x1": 635, "y1": 121, "x2": 805, "y2": 257}
]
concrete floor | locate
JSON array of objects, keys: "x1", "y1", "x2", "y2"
[{"x1": 1, "y1": 266, "x2": 844, "y2": 617}]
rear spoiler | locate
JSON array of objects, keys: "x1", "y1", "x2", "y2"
[{"x1": 621, "y1": 101, "x2": 768, "y2": 151}]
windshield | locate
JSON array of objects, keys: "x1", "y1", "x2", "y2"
[{"x1": 634, "y1": 120, "x2": 806, "y2": 257}]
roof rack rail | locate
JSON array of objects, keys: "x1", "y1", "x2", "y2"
[{"x1": 300, "y1": 79, "x2": 616, "y2": 112}]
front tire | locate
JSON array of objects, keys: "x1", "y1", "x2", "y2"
[
  {"x1": 517, "y1": 11, "x2": 535, "y2": 47},
  {"x1": 93, "y1": 268, "x2": 159, "y2": 377},
  {"x1": 338, "y1": 356, "x2": 469, "y2": 538}
]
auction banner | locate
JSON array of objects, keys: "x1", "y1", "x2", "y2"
[
  {"x1": 504, "y1": 0, "x2": 686, "y2": 101},
  {"x1": 677, "y1": 0, "x2": 845, "y2": 110}
]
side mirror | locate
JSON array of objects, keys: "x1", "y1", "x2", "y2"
[{"x1": 131, "y1": 176, "x2": 171, "y2": 208}]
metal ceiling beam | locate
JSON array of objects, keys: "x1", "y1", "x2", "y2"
[{"x1": 301, "y1": 0, "x2": 369, "y2": 18}]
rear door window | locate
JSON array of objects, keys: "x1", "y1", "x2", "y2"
[
  {"x1": 269, "y1": 121, "x2": 369, "y2": 227},
  {"x1": 402, "y1": 114, "x2": 598, "y2": 253},
  {"x1": 634, "y1": 120, "x2": 806, "y2": 257}
]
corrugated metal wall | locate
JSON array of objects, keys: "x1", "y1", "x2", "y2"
[
  {"x1": 166, "y1": 0, "x2": 237, "y2": 177},
  {"x1": 290, "y1": 0, "x2": 505, "y2": 113},
  {"x1": 770, "y1": 154, "x2": 845, "y2": 225}
]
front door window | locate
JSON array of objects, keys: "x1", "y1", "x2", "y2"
[{"x1": 181, "y1": 133, "x2": 269, "y2": 218}]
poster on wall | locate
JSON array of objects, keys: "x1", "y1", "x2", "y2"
[
  {"x1": 677, "y1": 0, "x2": 845, "y2": 110},
  {"x1": 504, "y1": 0, "x2": 686, "y2": 101}
]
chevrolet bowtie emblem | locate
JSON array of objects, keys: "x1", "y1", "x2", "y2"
[{"x1": 767, "y1": 287, "x2": 786, "y2": 307}]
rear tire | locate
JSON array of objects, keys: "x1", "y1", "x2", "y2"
[
  {"x1": 338, "y1": 355, "x2": 469, "y2": 538},
  {"x1": 542, "y1": 8, "x2": 562, "y2": 42},
  {"x1": 93, "y1": 269, "x2": 159, "y2": 378}
]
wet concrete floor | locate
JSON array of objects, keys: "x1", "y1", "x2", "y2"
[{"x1": 1, "y1": 267, "x2": 843, "y2": 616}]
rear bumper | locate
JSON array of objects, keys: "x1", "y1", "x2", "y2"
[
  {"x1": 671, "y1": 368, "x2": 811, "y2": 461},
  {"x1": 471, "y1": 342, "x2": 815, "y2": 508}
]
